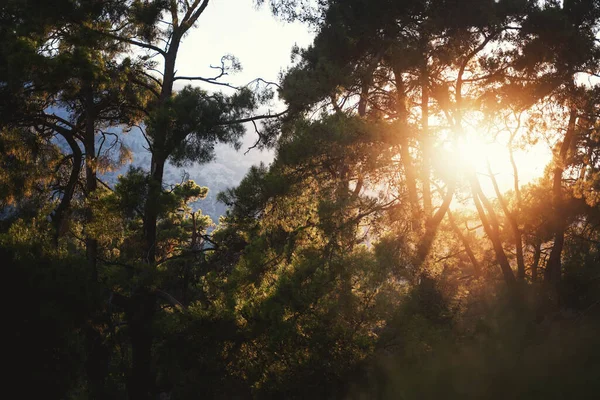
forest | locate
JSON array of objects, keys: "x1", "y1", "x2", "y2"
[{"x1": 3, "y1": 0, "x2": 600, "y2": 399}]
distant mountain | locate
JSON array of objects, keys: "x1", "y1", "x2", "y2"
[{"x1": 102, "y1": 126, "x2": 273, "y2": 225}]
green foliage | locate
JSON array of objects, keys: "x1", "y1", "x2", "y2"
[
  {"x1": 148, "y1": 85, "x2": 258, "y2": 166},
  {"x1": 0, "y1": 128, "x2": 60, "y2": 209},
  {"x1": 5, "y1": 0, "x2": 600, "y2": 398}
]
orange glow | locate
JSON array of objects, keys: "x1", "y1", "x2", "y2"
[{"x1": 444, "y1": 126, "x2": 552, "y2": 205}]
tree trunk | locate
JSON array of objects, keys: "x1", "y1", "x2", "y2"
[
  {"x1": 514, "y1": 229, "x2": 525, "y2": 280},
  {"x1": 143, "y1": 154, "x2": 166, "y2": 264},
  {"x1": 508, "y1": 134, "x2": 525, "y2": 280},
  {"x1": 357, "y1": 79, "x2": 369, "y2": 117},
  {"x1": 531, "y1": 241, "x2": 541, "y2": 283},
  {"x1": 544, "y1": 109, "x2": 577, "y2": 288},
  {"x1": 142, "y1": 36, "x2": 179, "y2": 264},
  {"x1": 53, "y1": 133, "x2": 82, "y2": 243},
  {"x1": 84, "y1": 88, "x2": 98, "y2": 281},
  {"x1": 448, "y1": 210, "x2": 481, "y2": 276},
  {"x1": 415, "y1": 182, "x2": 455, "y2": 267},
  {"x1": 421, "y1": 65, "x2": 432, "y2": 217},
  {"x1": 82, "y1": 88, "x2": 109, "y2": 400},
  {"x1": 488, "y1": 163, "x2": 525, "y2": 280},
  {"x1": 393, "y1": 68, "x2": 421, "y2": 232},
  {"x1": 132, "y1": 40, "x2": 178, "y2": 400},
  {"x1": 470, "y1": 173, "x2": 516, "y2": 287}
]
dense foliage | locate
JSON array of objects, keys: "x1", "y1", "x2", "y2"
[{"x1": 4, "y1": 0, "x2": 600, "y2": 399}]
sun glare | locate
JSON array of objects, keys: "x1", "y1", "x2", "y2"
[
  {"x1": 445, "y1": 126, "x2": 552, "y2": 205},
  {"x1": 456, "y1": 130, "x2": 498, "y2": 173}
]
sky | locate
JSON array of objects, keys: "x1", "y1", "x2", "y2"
[
  {"x1": 176, "y1": 2, "x2": 313, "y2": 91},
  {"x1": 169, "y1": 0, "x2": 313, "y2": 175}
]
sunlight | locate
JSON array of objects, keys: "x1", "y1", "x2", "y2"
[
  {"x1": 448, "y1": 126, "x2": 552, "y2": 202},
  {"x1": 455, "y1": 129, "x2": 499, "y2": 173}
]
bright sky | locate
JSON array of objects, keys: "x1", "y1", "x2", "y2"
[
  {"x1": 483, "y1": 138, "x2": 552, "y2": 191},
  {"x1": 447, "y1": 127, "x2": 553, "y2": 210},
  {"x1": 465, "y1": 130, "x2": 551, "y2": 188},
  {"x1": 176, "y1": 2, "x2": 313, "y2": 96},
  {"x1": 169, "y1": 1, "x2": 314, "y2": 166}
]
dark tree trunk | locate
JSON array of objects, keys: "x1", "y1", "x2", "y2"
[
  {"x1": 393, "y1": 68, "x2": 421, "y2": 232},
  {"x1": 531, "y1": 241, "x2": 542, "y2": 283},
  {"x1": 448, "y1": 210, "x2": 481, "y2": 276},
  {"x1": 53, "y1": 133, "x2": 82, "y2": 243},
  {"x1": 471, "y1": 174, "x2": 516, "y2": 287},
  {"x1": 132, "y1": 38, "x2": 177, "y2": 400},
  {"x1": 421, "y1": 65, "x2": 432, "y2": 217},
  {"x1": 488, "y1": 163, "x2": 526, "y2": 281},
  {"x1": 399, "y1": 137, "x2": 421, "y2": 231},
  {"x1": 515, "y1": 230, "x2": 525, "y2": 281},
  {"x1": 82, "y1": 88, "x2": 110, "y2": 400},
  {"x1": 415, "y1": 182, "x2": 455, "y2": 267},
  {"x1": 545, "y1": 109, "x2": 577, "y2": 288},
  {"x1": 142, "y1": 36, "x2": 178, "y2": 265},
  {"x1": 508, "y1": 134, "x2": 526, "y2": 280},
  {"x1": 129, "y1": 9, "x2": 207, "y2": 398},
  {"x1": 84, "y1": 89, "x2": 98, "y2": 281},
  {"x1": 143, "y1": 154, "x2": 166, "y2": 264}
]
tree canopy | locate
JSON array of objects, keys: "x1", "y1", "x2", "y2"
[{"x1": 4, "y1": 1, "x2": 600, "y2": 399}]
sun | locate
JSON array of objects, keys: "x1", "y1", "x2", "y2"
[
  {"x1": 430, "y1": 122, "x2": 552, "y2": 209},
  {"x1": 456, "y1": 129, "x2": 496, "y2": 173},
  {"x1": 433, "y1": 127, "x2": 504, "y2": 181},
  {"x1": 452, "y1": 126, "x2": 552, "y2": 197}
]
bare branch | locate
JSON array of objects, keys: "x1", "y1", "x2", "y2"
[
  {"x1": 246, "y1": 77, "x2": 282, "y2": 90},
  {"x1": 156, "y1": 247, "x2": 217, "y2": 266},
  {"x1": 130, "y1": 76, "x2": 161, "y2": 99},
  {"x1": 245, "y1": 119, "x2": 264, "y2": 155},
  {"x1": 187, "y1": 0, "x2": 211, "y2": 27},
  {"x1": 217, "y1": 110, "x2": 287, "y2": 126},
  {"x1": 174, "y1": 75, "x2": 238, "y2": 89},
  {"x1": 93, "y1": 30, "x2": 167, "y2": 57}
]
